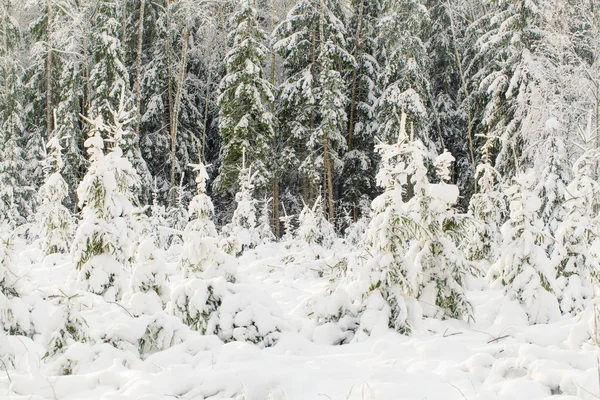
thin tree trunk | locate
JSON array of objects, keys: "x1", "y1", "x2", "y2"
[
  {"x1": 319, "y1": 0, "x2": 334, "y2": 221},
  {"x1": 1, "y1": 0, "x2": 7, "y2": 81},
  {"x1": 134, "y1": 0, "x2": 145, "y2": 141},
  {"x1": 347, "y1": 0, "x2": 364, "y2": 152},
  {"x1": 201, "y1": 67, "x2": 211, "y2": 163},
  {"x1": 270, "y1": 0, "x2": 280, "y2": 237},
  {"x1": 170, "y1": 25, "x2": 189, "y2": 206},
  {"x1": 121, "y1": 0, "x2": 127, "y2": 52},
  {"x1": 83, "y1": 35, "x2": 92, "y2": 117},
  {"x1": 447, "y1": 0, "x2": 477, "y2": 192},
  {"x1": 45, "y1": 0, "x2": 53, "y2": 138}
]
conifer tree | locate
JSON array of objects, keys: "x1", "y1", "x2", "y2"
[
  {"x1": 223, "y1": 156, "x2": 260, "y2": 251},
  {"x1": 552, "y1": 150, "x2": 599, "y2": 314},
  {"x1": 37, "y1": 130, "x2": 73, "y2": 255},
  {"x1": 367, "y1": 110, "x2": 473, "y2": 333},
  {"x1": 488, "y1": 170, "x2": 561, "y2": 324},
  {"x1": 71, "y1": 92, "x2": 140, "y2": 300},
  {"x1": 179, "y1": 163, "x2": 235, "y2": 280},
  {"x1": 0, "y1": 1, "x2": 31, "y2": 227},
  {"x1": 216, "y1": 0, "x2": 275, "y2": 195},
  {"x1": 273, "y1": 0, "x2": 353, "y2": 210},
  {"x1": 376, "y1": 0, "x2": 431, "y2": 143},
  {"x1": 343, "y1": 0, "x2": 382, "y2": 222}
]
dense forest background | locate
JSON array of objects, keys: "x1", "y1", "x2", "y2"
[{"x1": 0, "y1": 0, "x2": 598, "y2": 233}]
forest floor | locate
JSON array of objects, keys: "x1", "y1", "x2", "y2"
[{"x1": 1, "y1": 240, "x2": 599, "y2": 400}]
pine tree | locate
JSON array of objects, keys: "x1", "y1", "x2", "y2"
[
  {"x1": 216, "y1": 0, "x2": 275, "y2": 195},
  {"x1": 71, "y1": 92, "x2": 140, "y2": 300},
  {"x1": 37, "y1": 130, "x2": 73, "y2": 255},
  {"x1": 488, "y1": 169, "x2": 561, "y2": 324}
]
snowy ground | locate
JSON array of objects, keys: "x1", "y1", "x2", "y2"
[{"x1": 2, "y1": 240, "x2": 600, "y2": 400}]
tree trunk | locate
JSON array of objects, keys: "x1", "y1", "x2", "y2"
[
  {"x1": 270, "y1": 0, "x2": 280, "y2": 237},
  {"x1": 447, "y1": 0, "x2": 477, "y2": 192},
  {"x1": 170, "y1": 25, "x2": 189, "y2": 206},
  {"x1": 134, "y1": 0, "x2": 145, "y2": 141},
  {"x1": 121, "y1": 0, "x2": 127, "y2": 52},
  {"x1": 45, "y1": 0, "x2": 53, "y2": 139},
  {"x1": 347, "y1": 0, "x2": 364, "y2": 152}
]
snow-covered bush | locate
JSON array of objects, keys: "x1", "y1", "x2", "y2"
[
  {"x1": 488, "y1": 170, "x2": 560, "y2": 324},
  {"x1": 43, "y1": 291, "x2": 90, "y2": 366},
  {"x1": 71, "y1": 96, "x2": 140, "y2": 300},
  {"x1": 170, "y1": 277, "x2": 285, "y2": 348},
  {"x1": 344, "y1": 197, "x2": 371, "y2": 248},
  {"x1": 297, "y1": 196, "x2": 337, "y2": 248},
  {"x1": 36, "y1": 133, "x2": 73, "y2": 255},
  {"x1": 103, "y1": 312, "x2": 188, "y2": 356},
  {"x1": 124, "y1": 239, "x2": 170, "y2": 316}
]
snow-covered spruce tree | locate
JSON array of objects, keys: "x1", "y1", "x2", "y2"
[
  {"x1": 165, "y1": 178, "x2": 189, "y2": 247},
  {"x1": 296, "y1": 196, "x2": 337, "y2": 249},
  {"x1": 552, "y1": 150, "x2": 600, "y2": 314},
  {"x1": 535, "y1": 134, "x2": 569, "y2": 250},
  {"x1": 376, "y1": 0, "x2": 431, "y2": 144},
  {"x1": 273, "y1": 0, "x2": 353, "y2": 207},
  {"x1": 0, "y1": 3, "x2": 31, "y2": 228},
  {"x1": 467, "y1": 134, "x2": 506, "y2": 265},
  {"x1": 90, "y1": 0, "x2": 151, "y2": 199},
  {"x1": 71, "y1": 94, "x2": 140, "y2": 300},
  {"x1": 257, "y1": 198, "x2": 275, "y2": 244},
  {"x1": 488, "y1": 169, "x2": 560, "y2": 324},
  {"x1": 173, "y1": 164, "x2": 286, "y2": 347},
  {"x1": 215, "y1": 0, "x2": 275, "y2": 195},
  {"x1": 37, "y1": 132, "x2": 73, "y2": 255},
  {"x1": 149, "y1": 180, "x2": 169, "y2": 250},
  {"x1": 366, "y1": 111, "x2": 473, "y2": 333},
  {"x1": 467, "y1": 163, "x2": 505, "y2": 265},
  {"x1": 342, "y1": 0, "x2": 382, "y2": 222},
  {"x1": 178, "y1": 163, "x2": 236, "y2": 281},
  {"x1": 223, "y1": 159, "x2": 260, "y2": 251},
  {"x1": 0, "y1": 223, "x2": 18, "y2": 334}
]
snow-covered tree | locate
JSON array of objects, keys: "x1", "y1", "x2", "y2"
[
  {"x1": 223, "y1": 158, "x2": 260, "y2": 251},
  {"x1": 297, "y1": 196, "x2": 337, "y2": 248},
  {"x1": 488, "y1": 169, "x2": 560, "y2": 324},
  {"x1": 71, "y1": 94, "x2": 140, "y2": 300},
  {"x1": 179, "y1": 163, "x2": 236, "y2": 280},
  {"x1": 366, "y1": 111, "x2": 473, "y2": 333},
  {"x1": 552, "y1": 150, "x2": 599, "y2": 314},
  {"x1": 467, "y1": 163, "x2": 505, "y2": 264},
  {"x1": 37, "y1": 132, "x2": 73, "y2": 255},
  {"x1": 376, "y1": 0, "x2": 430, "y2": 143},
  {"x1": 273, "y1": 0, "x2": 353, "y2": 209},
  {"x1": 216, "y1": 0, "x2": 275, "y2": 195},
  {"x1": 257, "y1": 198, "x2": 275, "y2": 244}
]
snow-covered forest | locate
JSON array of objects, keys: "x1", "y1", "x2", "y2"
[{"x1": 1, "y1": 0, "x2": 600, "y2": 398}]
